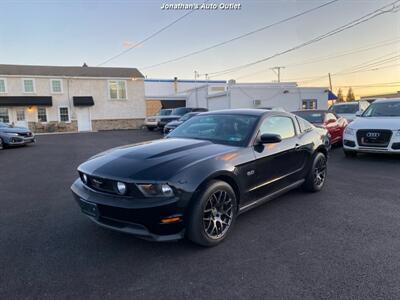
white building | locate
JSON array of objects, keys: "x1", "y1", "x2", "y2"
[
  {"x1": 144, "y1": 78, "x2": 226, "y2": 116},
  {"x1": 186, "y1": 81, "x2": 332, "y2": 112},
  {"x1": 0, "y1": 64, "x2": 145, "y2": 132}
]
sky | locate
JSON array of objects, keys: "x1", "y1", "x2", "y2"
[{"x1": 0, "y1": 0, "x2": 399, "y2": 98}]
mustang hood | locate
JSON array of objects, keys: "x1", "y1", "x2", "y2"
[
  {"x1": 78, "y1": 138, "x2": 238, "y2": 181},
  {"x1": 349, "y1": 117, "x2": 400, "y2": 130}
]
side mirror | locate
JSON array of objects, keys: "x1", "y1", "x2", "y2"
[
  {"x1": 258, "y1": 133, "x2": 282, "y2": 144},
  {"x1": 355, "y1": 110, "x2": 362, "y2": 117}
]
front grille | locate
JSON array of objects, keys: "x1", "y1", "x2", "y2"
[
  {"x1": 80, "y1": 172, "x2": 143, "y2": 197},
  {"x1": 17, "y1": 132, "x2": 31, "y2": 137},
  {"x1": 356, "y1": 129, "x2": 392, "y2": 148}
]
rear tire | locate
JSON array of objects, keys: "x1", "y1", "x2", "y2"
[
  {"x1": 187, "y1": 180, "x2": 237, "y2": 247},
  {"x1": 302, "y1": 152, "x2": 327, "y2": 192},
  {"x1": 344, "y1": 150, "x2": 357, "y2": 157}
]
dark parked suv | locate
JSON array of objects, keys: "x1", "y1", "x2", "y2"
[{"x1": 157, "y1": 107, "x2": 208, "y2": 128}]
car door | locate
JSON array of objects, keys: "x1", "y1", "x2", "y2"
[
  {"x1": 325, "y1": 113, "x2": 341, "y2": 143},
  {"x1": 249, "y1": 115, "x2": 306, "y2": 199}
]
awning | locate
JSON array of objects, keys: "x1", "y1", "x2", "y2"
[
  {"x1": 73, "y1": 96, "x2": 94, "y2": 106},
  {"x1": 328, "y1": 90, "x2": 337, "y2": 100},
  {"x1": 0, "y1": 96, "x2": 52, "y2": 106}
]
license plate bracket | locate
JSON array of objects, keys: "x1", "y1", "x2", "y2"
[{"x1": 79, "y1": 199, "x2": 98, "y2": 218}]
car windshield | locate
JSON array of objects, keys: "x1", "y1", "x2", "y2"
[
  {"x1": 362, "y1": 101, "x2": 400, "y2": 117},
  {"x1": 293, "y1": 111, "x2": 324, "y2": 123},
  {"x1": 331, "y1": 104, "x2": 358, "y2": 114},
  {"x1": 158, "y1": 109, "x2": 172, "y2": 116},
  {"x1": 168, "y1": 114, "x2": 259, "y2": 146},
  {"x1": 179, "y1": 113, "x2": 197, "y2": 122},
  {"x1": 171, "y1": 107, "x2": 191, "y2": 116}
]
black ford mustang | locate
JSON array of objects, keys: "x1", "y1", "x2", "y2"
[{"x1": 71, "y1": 109, "x2": 329, "y2": 246}]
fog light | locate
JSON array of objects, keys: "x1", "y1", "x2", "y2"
[{"x1": 116, "y1": 182, "x2": 127, "y2": 195}]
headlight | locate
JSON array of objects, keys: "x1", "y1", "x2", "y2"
[
  {"x1": 6, "y1": 133, "x2": 19, "y2": 136},
  {"x1": 344, "y1": 127, "x2": 355, "y2": 136},
  {"x1": 82, "y1": 173, "x2": 88, "y2": 184},
  {"x1": 137, "y1": 183, "x2": 174, "y2": 197},
  {"x1": 116, "y1": 182, "x2": 127, "y2": 195}
]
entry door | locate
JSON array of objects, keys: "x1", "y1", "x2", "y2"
[
  {"x1": 8, "y1": 108, "x2": 28, "y2": 128},
  {"x1": 76, "y1": 107, "x2": 92, "y2": 132},
  {"x1": 250, "y1": 115, "x2": 306, "y2": 198}
]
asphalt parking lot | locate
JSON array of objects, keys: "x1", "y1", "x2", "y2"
[{"x1": 1, "y1": 130, "x2": 400, "y2": 299}]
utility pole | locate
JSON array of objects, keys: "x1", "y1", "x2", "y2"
[
  {"x1": 271, "y1": 66, "x2": 285, "y2": 82},
  {"x1": 328, "y1": 73, "x2": 333, "y2": 91},
  {"x1": 194, "y1": 70, "x2": 199, "y2": 107}
]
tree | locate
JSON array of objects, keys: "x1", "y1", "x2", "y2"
[
  {"x1": 346, "y1": 87, "x2": 355, "y2": 102},
  {"x1": 337, "y1": 88, "x2": 344, "y2": 102}
]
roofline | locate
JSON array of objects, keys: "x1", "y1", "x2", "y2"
[{"x1": 145, "y1": 78, "x2": 226, "y2": 84}]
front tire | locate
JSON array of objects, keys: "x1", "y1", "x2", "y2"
[
  {"x1": 146, "y1": 126, "x2": 155, "y2": 131},
  {"x1": 302, "y1": 152, "x2": 327, "y2": 192},
  {"x1": 187, "y1": 180, "x2": 237, "y2": 247}
]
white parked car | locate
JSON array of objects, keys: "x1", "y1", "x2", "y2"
[
  {"x1": 329, "y1": 100, "x2": 370, "y2": 122},
  {"x1": 143, "y1": 109, "x2": 172, "y2": 131},
  {"x1": 343, "y1": 98, "x2": 400, "y2": 156}
]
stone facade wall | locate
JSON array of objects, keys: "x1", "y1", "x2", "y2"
[
  {"x1": 91, "y1": 118, "x2": 144, "y2": 131},
  {"x1": 29, "y1": 121, "x2": 78, "y2": 133}
]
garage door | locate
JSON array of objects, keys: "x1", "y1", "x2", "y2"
[{"x1": 208, "y1": 97, "x2": 230, "y2": 111}]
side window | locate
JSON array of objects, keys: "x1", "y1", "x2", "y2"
[
  {"x1": 259, "y1": 116, "x2": 296, "y2": 139},
  {"x1": 296, "y1": 116, "x2": 313, "y2": 133}
]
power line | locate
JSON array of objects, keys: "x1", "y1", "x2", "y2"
[
  {"x1": 205, "y1": 0, "x2": 400, "y2": 78},
  {"x1": 140, "y1": 0, "x2": 340, "y2": 70},
  {"x1": 235, "y1": 37, "x2": 400, "y2": 80},
  {"x1": 96, "y1": 2, "x2": 208, "y2": 66}
]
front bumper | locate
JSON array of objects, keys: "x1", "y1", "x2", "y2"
[
  {"x1": 144, "y1": 120, "x2": 158, "y2": 128},
  {"x1": 71, "y1": 179, "x2": 186, "y2": 241},
  {"x1": 4, "y1": 136, "x2": 35, "y2": 146},
  {"x1": 343, "y1": 132, "x2": 400, "y2": 154}
]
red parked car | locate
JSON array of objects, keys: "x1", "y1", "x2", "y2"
[{"x1": 292, "y1": 110, "x2": 348, "y2": 145}]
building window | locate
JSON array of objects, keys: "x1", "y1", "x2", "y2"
[
  {"x1": 59, "y1": 107, "x2": 70, "y2": 122},
  {"x1": 23, "y1": 79, "x2": 36, "y2": 93},
  {"x1": 37, "y1": 107, "x2": 47, "y2": 122},
  {"x1": 51, "y1": 79, "x2": 63, "y2": 93},
  {"x1": 16, "y1": 108, "x2": 25, "y2": 121},
  {"x1": 0, "y1": 108, "x2": 9, "y2": 123},
  {"x1": 108, "y1": 80, "x2": 127, "y2": 100},
  {"x1": 0, "y1": 79, "x2": 7, "y2": 93},
  {"x1": 302, "y1": 99, "x2": 317, "y2": 110}
]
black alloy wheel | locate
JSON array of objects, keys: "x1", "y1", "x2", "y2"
[
  {"x1": 187, "y1": 180, "x2": 237, "y2": 246},
  {"x1": 302, "y1": 152, "x2": 327, "y2": 192},
  {"x1": 202, "y1": 190, "x2": 234, "y2": 239}
]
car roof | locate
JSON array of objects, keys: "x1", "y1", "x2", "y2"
[
  {"x1": 292, "y1": 110, "x2": 328, "y2": 114},
  {"x1": 373, "y1": 98, "x2": 400, "y2": 103},
  {"x1": 200, "y1": 108, "x2": 289, "y2": 117},
  {"x1": 333, "y1": 102, "x2": 359, "y2": 106}
]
